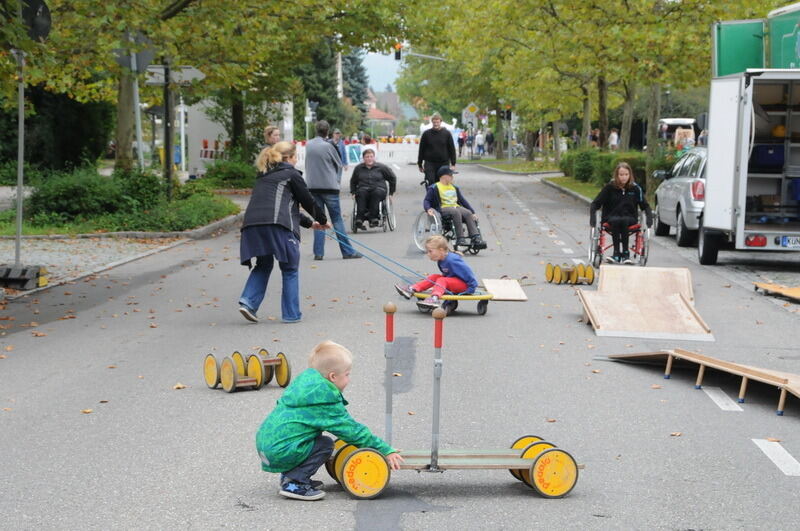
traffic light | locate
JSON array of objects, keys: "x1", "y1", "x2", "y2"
[{"x1": 394, "y1": 43, "x2": 402, "y2": 61}]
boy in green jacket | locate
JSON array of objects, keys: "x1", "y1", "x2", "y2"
[{"x1": 256, "y1": 340, "x2": 404, "y2": 500}]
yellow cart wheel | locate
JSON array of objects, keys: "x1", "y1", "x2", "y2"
[
  {"x1": 519, "y1": 441, "x2": 557, "y2": 488},
  {"x1": 545, "y1": 263, "x2": 554, "y2": 283},
  {"x1": 203, "y1": 354, "x2": 220, "y2": 389},
  {"x1": 334, "y1": 444, "x2": 359, "y2": 484},
  {"x1": 509, "y1": 435, "x2": 543, "y2": 481},
  {"x1": 246, "y1": 354, "x2": 265, "y2": 390},
  {"x1": 553, "y1": 265, "x2": 563, "y2": 284},
  {"x1": 576, "y1": 263, "x2": 586, "y2": 278},
  {"x1": 275, "y1": 352, "x2": 292, "y2": 388},
  {"x1": 341, "y1": 448, "x2": 391, "y2": 499},
  {"x1": 568, "y1": 266, "x2": 579, "y2": 285},
  {"x1": 231, "y1": 351, "x2": 247, "y2": 376},
  {"x1": 326, "y1": 439, "x2": 350, "y2": 482},
  {"x1": 220, "y1": 357, "x2": 238, "y2": 393},
  {"x1": 585, "y1": 265, "x2": 595, "y2": 285},
  {"x1": 529, "y1": 448, "x2": 579, "y2": 498},
  {"x1": 258, "y1": 349, "x2": 274, "y2": 385}
]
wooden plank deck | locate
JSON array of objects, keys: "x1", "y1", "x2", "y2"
[{"x1": 400, "y1": 455, "x2": 532, "y2": 470}]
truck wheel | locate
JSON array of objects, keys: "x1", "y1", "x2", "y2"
[
  {"x1": 654, "y1": 204, "x2": 670, "y2": 236},
  {"x1": 697, "y1": 222, "x2": 719, "y2": 265}
]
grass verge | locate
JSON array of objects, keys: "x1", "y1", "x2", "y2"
[
  {"x1": 478, "y1": 160, "x2": 559, "y2": 173},
  {"x1": 544, "y1": 176, "x2": 601, "y2": 200}
]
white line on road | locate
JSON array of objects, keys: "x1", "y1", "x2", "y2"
[
  {"x1": 392, "y1": 163, "x2": 401, "y2": 170},
  {"x1": 702, "y1": 387, "x2": 743, "y2": 411},
  {"x1": 752, "y1": 439, "x2": 800, "y2": 476},
  {"x1": 547, "y1": 233, "x2": 558, "y2": 238},
  {"x1": 561, "y1": 248, "x2": 575, "y2": 254},
  {"x1": 572, "y1": 258, "x2": 583, "y2": 265},
  {"x1": 554, "y1": 240, "x2": 565, "y2": 246}
]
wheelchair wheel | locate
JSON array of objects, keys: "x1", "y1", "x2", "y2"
[
  {"x1": 351, "y1": 201, "x2": 358, "y2": 233},
  {"x1": 588, "y1": 227, "x2": 602, "y2": 268},
  {"x1": 385, "y1": 196, "x2": 396, "y2": 231},
  {"x1": 638, "y1": 228, "x2": 650, "y2": 266},
  {"x1": 413, "y1": 211, "x2": 442, "y2": 251}
]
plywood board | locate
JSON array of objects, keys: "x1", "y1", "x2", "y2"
[
  {"x1": 482, "y1": 278, "x2": 528, "y2": 301},
  {"x1": 754, "y1": 282, "x2": 800, "y2": 302},
  {"x1": 578, "y1": 291, "x2": 713, "y2": 341},
  {"x1": 598, "y1": 265, "x2": 695, "y2": 302}
]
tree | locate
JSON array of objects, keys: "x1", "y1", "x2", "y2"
[{"x1": 342, "y1": 48, "x2": 368, "y2": 115}]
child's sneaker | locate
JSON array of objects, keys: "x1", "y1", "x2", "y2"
[
  {"x1": 604, "y1": 255, "x2": 619, "y2": 264},
  {"x1": 279, "y1": 481, "x2": 325, "y2": 501},
  {"x1": 621, "y1": 252, "x2": 633, "y2": 265},
  {"x1": 417, "y1": 296, "x2": 441, "y2": 310},
  {"x1": 394, "y1": 284, "x2": 415, "y2": 300},
  {"x1": 281, "y1": 474, "x2": 323, "y2": 489}
]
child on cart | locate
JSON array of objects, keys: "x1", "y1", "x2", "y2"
[
  {"x1": 589, "y1": 162, "x2": 653, "y2": 264},
  {"x1": 395, "y1": 234, "x2": 478, "y2": 309},
  {"x1": 256, "y1": 340, "x2": 403, "y2": 501}
]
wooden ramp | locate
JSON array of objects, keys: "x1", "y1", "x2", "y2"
[
  {"x1": 578, "y1": 266, "x2": 713, "y2": 341},
  {"x1": 754, "y1": 282, "x2": 800, "y2": 303},
  {"x1": 607, "y1": 348, "x2": 800, "y2": 415},
  {"x1": 482, "y1": 278, "x2": 528, "y2": 301}
]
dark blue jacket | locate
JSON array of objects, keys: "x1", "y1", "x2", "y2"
[
  {"x1": 437, "y1": 252, "x2": 478, "y2": 294},
  {"x1": 423, "y1": 183, "x2": 475, "y2": 213}
]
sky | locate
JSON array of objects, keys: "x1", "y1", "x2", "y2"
[{"x1": 363, "y1": 52, "x2": 401, "y2": 92}]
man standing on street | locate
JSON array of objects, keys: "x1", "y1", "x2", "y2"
[
  {"x1": 305, "y1": 120, "x2": 361, "y2": 261},
  {"x1": 330, "y1": 128, "x2": 348, "y2": 171},
  {"x1": 417, "y1": 113, "x2": 456, "y2": 186}
]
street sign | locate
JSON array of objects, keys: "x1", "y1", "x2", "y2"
[
  {"x1": 113, "y1": 32, "x2": 154, "y2": 73},
  {"x1": 461, "y1": 102, "x2": 479, "y2": 128},
  {"x1": 145, "y1": 65, "x2": 205, "y2": 86}
]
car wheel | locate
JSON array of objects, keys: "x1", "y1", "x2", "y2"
[
  {"x1": 675, "y1": 209, "x2": 697, "y2": 247},
  {"x1": 654, "y1": 203, "x2": 670, "y2": 236}
]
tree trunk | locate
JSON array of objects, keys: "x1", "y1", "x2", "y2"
[
  {"x1": 115, "y1": 71, "x2": 135, "y2": 171},
  {"x1": 597, "y1": 75, "x2": 608, "y2": 149},
  {"x1": 581, "y1": 84, "x2": 591, "y2": 148},
  {"x1": 645, "y1": 83, "x2": 662, "y2": 201},
  {"x1": 494, "y1": 101, "x2": 504, "y2": 159},
  {"x1": 231, "y1": 88, "x2": 246, "y2": 153},
  {"x1": 553, "y1": 121, "x2": 563, "y2": 164},
  {"x1": 620, "y1": 81, "x2": 636, "y2": 151}
]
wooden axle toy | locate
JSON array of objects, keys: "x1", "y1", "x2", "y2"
[
  {"x1": 545, "y1": 262, "x2": 595, "y2": 285},
  {"x1": 203, "y1": 348, "x2": 291, "y2": 393}
]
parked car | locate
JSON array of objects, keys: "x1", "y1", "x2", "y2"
[{"x1": 653, "y1": 147, "x2": 707, "y2": 246}]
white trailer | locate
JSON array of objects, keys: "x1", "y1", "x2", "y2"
[{"x1": 699, "y1": 69, "x2": 800, "y2": 264}]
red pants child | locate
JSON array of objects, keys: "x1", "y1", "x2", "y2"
[{"x1": 411, "y1": 274, "x2": 468, "y2": 297}]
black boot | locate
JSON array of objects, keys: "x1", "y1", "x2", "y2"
[{"x1": 471, "y1": 234, "x2": 487, "y2": 249}]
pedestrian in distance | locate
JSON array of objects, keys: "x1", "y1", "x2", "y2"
[
  {"x1": 256, "y1": 340, "x2": 404, "y2": 501},
  {"x1": 417, "y1": 112, "x2": 456, "y2": 186},
  {"x1": 608, "y1": 128, "x2": 619, "y2": 151},
  {"x1": 422, "y1": 166, "x2": 487, "y2": 249},
  {"x1": 349, "y1": 148, "x2": 397, "y2": 229},
  {"x1": 238, "y1": 142, "x2": 330, "y2": 324},
  {"x1": 457, "y1": 130, "x2": 466, "y2": 157},
  {"x1": 475, "y1": 130, "x2": 485, "y2": 156},
  {"x1": 485, "y1": 130, "x2": 494, "y2": 155},
  {"x1": 589, "y1": 162, "x2": 653, "y2": 264},
  {"x1": 305, "y1": 120, "x2": 362, "y2": 261},
  {"x1": 329, "y1": 128, "x2": 348, "y2": 171},
  {"x1": 394, "y1": 234, "x2": 478, "y2": 309}
]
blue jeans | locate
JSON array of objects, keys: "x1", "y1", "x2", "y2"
[
  {"x1": 239, "y1": 256, "x2": 301, "y2": 322},
  {"x1": 283, "y1": 435, "x2": 334, "y2": 485},
  {"x1": 311, "y1": 192, "x2": 356, "y2": 257}
]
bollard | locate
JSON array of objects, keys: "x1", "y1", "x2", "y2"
[
  {"x1": 383, "y1": 302, "x2": 397, "y2": 445},
  {"x1": 429, "y1": 307, "x2": 446, "y2": 471}
]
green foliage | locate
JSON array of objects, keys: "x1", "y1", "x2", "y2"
[
  {"x1": 176, "y1": 178, "x2": 217, "y2": 199},
  {"x1": 97, "y1": 195, "x2": 238, "y2": 232},
  {"x1": 573, "y1": 150, "x2": 596, "y2": 183},
  {"x1": 203, "y1": 158, "x2": 256, "y2": 189},
  {"x1": 295, "y1": 40, "x2": 345, "y2": 133},
  {"x1": 343, "y1": 48, "x2": 369, "y2": 118},
  {"x1": 591, "y1": 152, "x2": 618, "y2": 187},
  {"x1": 112, "y1": 169, "x2": 166, "y2": 210},
  {"x1": 0, "y1": 160, "x2": 46, "y2": 186},
  {"x1": 27, "y1": 168, "x2": 126, "y2": 221}
]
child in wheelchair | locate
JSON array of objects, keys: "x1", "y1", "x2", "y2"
[
  {"x1": 590, "y1": 162, "x2": 653, "y2": 264},
  {"x1": 349, "y1": 148, "x2": 397, "y2": 230},
  {"x1": 394, "y1": 235, "x2": 478, "y2": 310},
  {"x1": 423, "y1": 166, "x2": 487, "y2": 250}
]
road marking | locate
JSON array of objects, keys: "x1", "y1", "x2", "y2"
[
  {"x1": 561, "y1": 248, "x2": 575, "y2": 254},
  {"x1": 752, "y1": 439, "x2": 800, "y2": 476},
  {"x1": 547, "y1": 233, "x2": 558, "y2": 238},
  {"x1": 571, "y1": 258, "x2": 583, "y2": 265},
  {"x1": 702, "y1": 387, "x2": 743, "y2": 411},
  {"x1": 392, "y1": 163, "x2": 401, "y2": 170},
  {"x1": 554, "y1": 240, "x2": 565, "y2": 246}
]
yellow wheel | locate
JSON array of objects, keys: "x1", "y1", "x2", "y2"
[
  {"x1": 529, "y1": 448, "x2": 579, "y2": 498},
  {"x1": 258, "y1": 349, "x2": 274, "y2": 385},
  {"x1": 341, "y1": 448, "x2": 391, "y2": 499},
  {"x1": 326, "y1": 439, "x2": 350, "y2": 482},
  {"x1": 334, "y1": 444, "x2": 359, "y2": 485},
  {"x1": 246, "y1": 354, "x2": 265, "y2": 390},
  {"x1": 576, "y1": 263, "x2": 586, "y2": 278},
  {"x1": 275, "y1": 352, "x2": 292, "y2": 388},
  {"x1": 231, "y1": 351, "x2": 246, "y2": 376},
  {"x1": 220, "y1": 357, "x2": 238, "y2": 393},
  {"x1": 568, "y1": 266, "x2": 579, "y2": 285},
  {"x1": 203, "y1": 354, "x2": 220, "y2": 389},
  {"x1": 585, "y1": 265, "x2": 595, "y2": 285},
  {"x1": 519, "y1": 441, "x2": 557, "y2": 488},
  {"x1": 553, "y1": 265, "x2": 562, "y2": 284},
  {"x1": 545, "y1": 263, "x2": 554, "y2": 283},
  {"x1": 509, "y1": 435, "x2": 543, "y2": 481}
]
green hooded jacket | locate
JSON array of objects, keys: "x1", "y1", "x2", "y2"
[{"x1": 255, "y1": 368, "x2": 395, "y2": 473}]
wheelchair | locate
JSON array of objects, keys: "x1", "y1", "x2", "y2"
[
  {"x1": 412, "y1": 209, "x2": 483, "y2": 254},
  {"x1": 588, "y1": 211, "x2": 649, "y2": 267},
  {"x1": 351, "y1": 192, "x2": 396, "y2": 233}
]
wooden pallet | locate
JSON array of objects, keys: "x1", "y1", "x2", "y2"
[{"x1": 754, "y1": 282, "x2": 800, "y2": 302}]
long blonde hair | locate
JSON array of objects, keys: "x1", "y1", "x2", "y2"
[{"x1": 256, "y1": 141, "x2": 296, "y2": 173}]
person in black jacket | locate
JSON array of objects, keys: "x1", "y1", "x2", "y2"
[
  {"x1": 238, "y1": 141, "x2": 330, "y2": 323},
  {"x1": 417, "y1": 113, "x2": 456, "y2": 186},
  {"x1": 349, "y1": 148, "x2": 397, "y2": 229},
  {"x1": 590, "y1": 162, "x2": 653, "y2": 264}
]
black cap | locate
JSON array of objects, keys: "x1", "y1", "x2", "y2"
[{"x1": 436, "y1": 166, "x2": 458, "y2": 177}]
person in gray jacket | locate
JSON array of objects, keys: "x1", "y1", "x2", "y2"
[{"x1": 305, "y1": 120, "x2": 361, "y2": 260}]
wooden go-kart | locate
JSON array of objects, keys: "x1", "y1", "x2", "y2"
[
  {"x1": 412, "y1": 291, "x2": 493, "y2": 315},
  {"x1": 203, "y1": 348, "x2": 291, "y2": 392}
]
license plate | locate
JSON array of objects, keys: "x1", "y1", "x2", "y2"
[{"x1": 780, "y1": 236, "x2": 800, "y2": 248}]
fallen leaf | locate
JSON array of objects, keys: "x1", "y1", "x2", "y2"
[
  {"x1": 393, "y1": 372, "x2": 402, "y2": 377},
  {"x1": 592, "y1": 369, "x2": 601, "y2": 374},
  {"x1": 31, "y1": 331, "x2": 47, "y2": 337},
  {"x1": 651, "y1": 384, "x2": 662, "y2": 389},
  {"x1": 766, "y1": 437, "x2": 782, "y2": 442},
  {"x1": 81, "y1": 409, "x2": 93, "y2": 414},
  {"x1": 3, "y1": 407, "x2": 11, "y2": 411},
  {"x1": 173, "y1": 383, "x2": 188, "y2": 390},
  {"x1": 407, "y1": 411, "x2": 415, "y2": 415},
  {"x1": 546, "y1": 418, "x2": 557, "y2": 423},
  {"x1": 99, "y1": 400, "x2": 109, "y2": 404},
  {"x1": 4, "y1": 345, "x2": 13, "y2": 351},
  {"x1": 670, "y1": 432, "x2": 682, "y2": 437},
  {"x1": 149, "y1": 323, "x2": 158, "y2": 328},
  {"x1": 107, "y1": 365, "x2": 116, "y2": 369},
  {"x1": 755, "y1": 320, "x2": 763, "y2": 325}
]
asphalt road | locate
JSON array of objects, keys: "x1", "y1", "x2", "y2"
[{"x1": 1, "y1": 163, "x2": 798, "y2": 530}]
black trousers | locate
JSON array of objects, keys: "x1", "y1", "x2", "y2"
[
  {"x1": 283, "y1": 434, "x2": 334, "y2": 485},
  {"x1": 355, "y1": 188, "x2": 387, "y2": 221},
  {"x1": 607, "y1": 216, "x2": 637, "y2": 254},
  {"x1": 423, "y1": 161, "x2": 449, "y2": 186}
]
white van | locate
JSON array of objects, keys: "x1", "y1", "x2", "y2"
[{"x1": 699, "y1": 69, "x2": 800, "y2": 264}]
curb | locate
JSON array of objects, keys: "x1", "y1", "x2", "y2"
[
  {"x1": 540, "y1": 177, "x2": 592, "y2": 204},
  {"x1": 477, "y1": 165, "x2": 563, "y2": 176}
]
